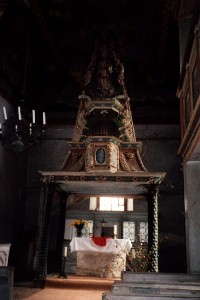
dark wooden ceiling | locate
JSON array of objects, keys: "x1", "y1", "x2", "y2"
[{"x1": 0, "y1": 0, "x2": 181, "y2": 124}]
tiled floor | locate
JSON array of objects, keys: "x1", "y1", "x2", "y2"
[{"x1": 13, "y1": 275, "x2": 116, "y2": 300}]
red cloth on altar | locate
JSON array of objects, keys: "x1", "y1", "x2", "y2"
[{"x1": 92, "y1": 237, "x2": 112, "y2": 246}]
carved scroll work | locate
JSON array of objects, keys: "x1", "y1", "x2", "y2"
[{"x1": 119, "y1": 149, "x2": 147, "y2": 172}]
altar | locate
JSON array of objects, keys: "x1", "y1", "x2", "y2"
[{"x1": 70, "y1": 237, "x2": 132, "y2": 278}]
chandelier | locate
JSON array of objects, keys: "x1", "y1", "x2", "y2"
[{"x1": 0, "y1": 102, "x2": 46, "y2": 153}]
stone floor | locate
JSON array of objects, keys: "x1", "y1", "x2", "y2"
[{"x1": 13, "y1": 274, "x2": 116, "y2": 300}]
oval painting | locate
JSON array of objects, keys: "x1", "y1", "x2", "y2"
[{"x1": 96, "y1": 148, "x2": 106, "y2": 164}]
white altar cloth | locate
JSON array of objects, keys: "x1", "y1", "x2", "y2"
[{"x1": 70, "y1": 237, "x2": 132, "y2": 254}]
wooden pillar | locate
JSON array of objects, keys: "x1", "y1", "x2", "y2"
[
  {"x1": 34, "y1": 176, "x2": 55, "y2": 283},
  {"x1": 147, "y1": 183, "x2": 159, "y2": 272}
]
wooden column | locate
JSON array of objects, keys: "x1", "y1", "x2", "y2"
[
  {"x1": 34, "y1": 176, "x2": 55, "y2": 283},
  {"x1": 147, "y1": 183, "x2": 159, "y2": 272}
]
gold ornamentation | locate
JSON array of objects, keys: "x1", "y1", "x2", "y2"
[
  {"x1": 95, "y1": 176, "x2": 106, "y2": 182},
  {"x1": 119, "y1": 151, "x2": 131, "y2": 171},
  {"x1": 68, "y1": 152, "x2": 85, "y2": 171},
  {"x1": 119, "y1": 150, "x2": 147, "y2": 172}
]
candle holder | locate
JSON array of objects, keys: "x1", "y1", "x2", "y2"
[{"x1": 58, "y1": 255, "x2": 67, "y2": 279}]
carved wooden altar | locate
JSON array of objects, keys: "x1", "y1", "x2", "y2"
[
  {"x1": 70, "y1": 237, "x2": 132, "y2": 278},
  {"x1": 36, "y1": 31, "x2": 166, "y2": 281}
]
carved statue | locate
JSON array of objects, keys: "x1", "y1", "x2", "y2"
[
  {"x1": 82, "y1": 30, "x2": 127, "y2": 98},
  {"x1": 118, "y1": 63, "x2": 125, "y2": 88}
]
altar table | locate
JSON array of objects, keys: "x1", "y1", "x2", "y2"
[{"x1": 70, "y1": 237, "x2": 132, "y2": 278}]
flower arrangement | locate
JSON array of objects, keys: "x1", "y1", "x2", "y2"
[{"x1": 71, "y1": 219, "x2": 88, "y2": 229}]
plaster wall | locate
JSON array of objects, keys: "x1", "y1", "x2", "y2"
[
  {"x1": 184, "y1": 161, "x2": 200, "y2": 274},
  {"x1": 0, "y1": 97, "x2": 28, "y2": 246}
]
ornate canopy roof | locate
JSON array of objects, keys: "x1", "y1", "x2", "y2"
[{"x1": 39, "y1": 31, "x2": 165, "y2": 195}]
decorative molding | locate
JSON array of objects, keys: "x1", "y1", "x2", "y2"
[{"x1": 40, "y1": 172, "x2": 164, "y2": 185}]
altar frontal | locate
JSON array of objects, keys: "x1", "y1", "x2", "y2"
[{"x1": 70, "y1": 237, "x2": 132, "y2": 278}]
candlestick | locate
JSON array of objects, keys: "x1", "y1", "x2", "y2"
[
  {"x1": 3, "y1": 107, "x2": 7, "y2": 120},
  {"x1": 18, "y1": 106, "x2": 21, "y2": 120},
  {"x1": 58, "y1": 255, "x2": 67, "y2": 279},
  {"x1": 32, "y1": 110, "x2": 35, "y2": 124}
]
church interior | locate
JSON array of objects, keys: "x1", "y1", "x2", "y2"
[{"x1": 0, "y1": 0, "x2": 200, "y2": 299}]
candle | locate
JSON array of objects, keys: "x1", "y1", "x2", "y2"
[
  {"x1": 32, "y1": 110, "x2": 35, "y2": 124},
  {"x1": 43, "y1": 112, "x2": 46, "y2": 125},
  {"x1": 18, "y1": 106, "x2": 21, "y2": 120},
  {"x1": 15, "y1": 125, "x2": 18, "y2": 131},
  {"x1": 3, "y1": 107, "x2": 7, "y2": 120},
  {"x1": 64, "y1": 246, "x2": 67, "y2": 257},
  {"x1": 0, "y1": 123, "x2": 1, "y2": 129},
  {"x1": 114, "y1": 224, "x2": 117, "y2": 235}
]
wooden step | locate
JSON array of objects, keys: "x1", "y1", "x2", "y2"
[
  {"x1": 102, "y1": 273, "x2": 200, "y2": 300},
  {"x1": 122, "y1": 272, "x2": 200, "y2": 283},
  {"x1": 103, "y1": 293, "x2": 200, "y2": 300},
  {"x1": 111, "y1": 281, "x2": 200, "y2": 297}
]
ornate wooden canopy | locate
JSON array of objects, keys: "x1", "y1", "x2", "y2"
[
  {"x1": 39, "y1": 31, "x2": 165, "y2": 193},
  {"x1": 36, "y1": 32, "x2": 166, "y2": 280}
]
